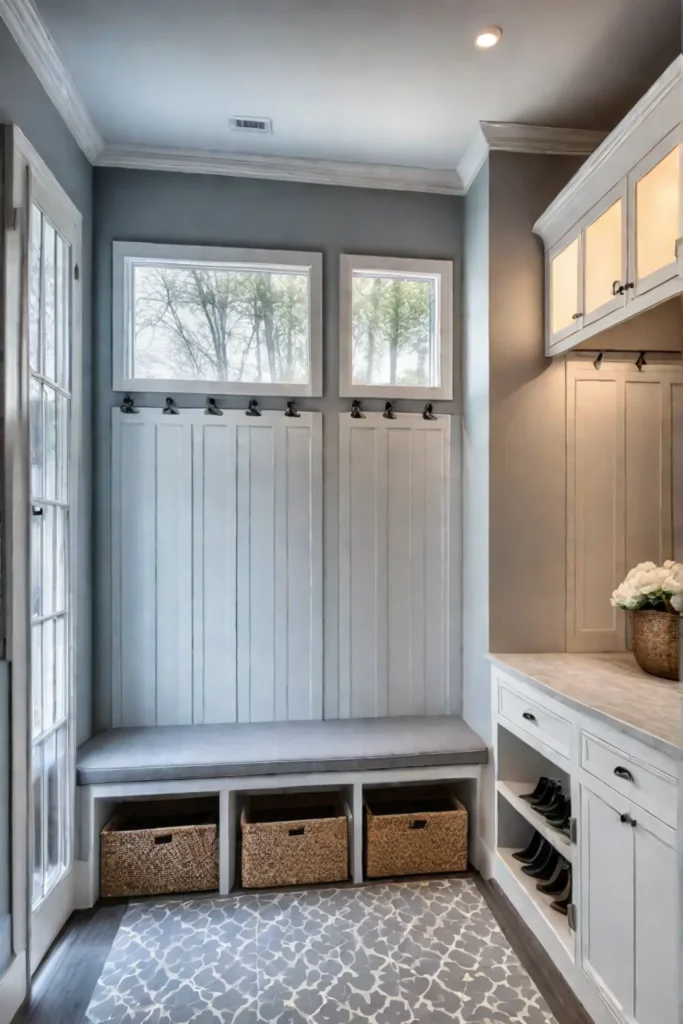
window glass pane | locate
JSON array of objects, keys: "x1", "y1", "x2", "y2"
[
  {"x1": 55, "y1": 616, "x2": 66, "y2": 722},
  {"x1": 42, "y1": 504, "x2": 55, "y2": 617},
  {"x1": 42, "y1": 618, "x2": 55, "y2": 733},
  {"x1": 351, "y1": 273, "x2": 438, "y2": 387},
  {"x1": 56, "y1": 393, "x2": 70, "y2": 503},
  {"x1": 31, "y1": 508, "x2": 42, "y2": 619},
  {"x1": 32, "y1": 742, "x2": 43, "y2": 905},
  {"x1": 55, "y1": 235, "x2": 71, "y2": 392},
  {"x1": 32, "y1": 624, "x2": 43, "y2": 738},
  {"x1": 132, "y1": 263, "x2": 311, "y2": 385},
  {"x1": 55, "y1": 508, "x2": 67, "y2": 612},
  {"x1": 30, "y1": 380, "x2": 44, "y2": 498},
  {"x1": 44, "y1": 385, "x2": 57, "y2": 501},
  {"x1": 43, "y1": 219, "x2": 56, "y2": 383},
  {"x1": 30, "y1": 205, "x2": 42, "y2": 372},
  {"x1": 57, "y1": 725, "x2": 69, "y2": 869},
  {"x1": 45, "y1": 732, "x2": 60, "y2": 887}
]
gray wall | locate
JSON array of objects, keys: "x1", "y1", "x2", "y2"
[
  {"x1": 93, "y1": 168, "x2": 463, "y2": 731},
  {"x1": 0, "y1": 18, "x2": 94, "y2": 748}
]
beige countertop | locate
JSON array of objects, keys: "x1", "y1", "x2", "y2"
[{"x1": 489, "y1": 651, "x2": 681, "y2": 759}]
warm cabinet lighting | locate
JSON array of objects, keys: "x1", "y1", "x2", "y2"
[{"x1": 475, "y1": 26, "x2": 502, "y2": 48}]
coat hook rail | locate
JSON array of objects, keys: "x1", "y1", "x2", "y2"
[
  {"x1": 246, "y1": 399, "x2": 261, "y2": 417},
  {"x1": 206, "y1": 397, "x2": 223, "y2": 416},
  {"x1": 120, "y1": 394, "x2": 138, "y2": 414},
  {"x1": 163, "y1": 396, "x2": 179, "y2": 414}
]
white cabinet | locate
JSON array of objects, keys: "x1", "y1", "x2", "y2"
[{"x1": 537, "y1": 57, "x2": 683, "y2": 354}]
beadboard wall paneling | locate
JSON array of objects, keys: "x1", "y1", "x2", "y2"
[
  {"x1": 338, "y1": 413, "x2": 451, "y2": 718},
  {"x1": 111, "y1": 409, "x2": 322, "y2": 726}
]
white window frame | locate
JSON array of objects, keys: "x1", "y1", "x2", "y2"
[
  {"x1": 112, "y1": 241, "x2": 323, "y2": 396},
  {"x1": 339, "y1": 253, "x2": 453, "y2": 400}
]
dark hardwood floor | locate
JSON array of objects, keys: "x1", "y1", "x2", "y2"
[{"x1": 13, "y1": 874, "x2": 594, "y2": 1024}]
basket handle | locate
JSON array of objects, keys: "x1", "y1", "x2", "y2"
[
  {"x1": 409, "y1": 819, "x2": 428, "y2": 830},
  {"x1": 288, "y1": 826, "x2": 306, "y2": 837},
  {"x1": 154, "y1": 834, "x2": 173, "y2": 845}
]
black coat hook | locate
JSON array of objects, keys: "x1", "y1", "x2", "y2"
[
  {"x1": 635, "y1": 351, "x2": 647, "y2": 371},
  {"x1": 350, "y1": 399, "x2": 365, "y2": 419},
  {"x1": 163, "y1": 396, "x2": 179, "y2": 415},
  {"x1": 120, "y1": 394, "x2": 138, "y2": 414},
  {"x1": 593, "y1": 352, "x2": 604, "y2": 370},
  {"x1": 246, "y1": 399, "x2": 261, "y2": 417},
  {"x1": 383, "y1": 401, "x2": 396, "y2": 420},
  {"x1": 285, "y1": 400, "x2": 300, "y2": 418},
  {"x1": 205, "y1": 397, "x2": 223, "y2": 415},
  {"x1": 423, "y1": 402, "x2": 437, "y2": 421}
]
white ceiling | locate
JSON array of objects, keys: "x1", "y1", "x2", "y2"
[{"x1": 34, "y1": 0, "x2": 681, "y2": 171}]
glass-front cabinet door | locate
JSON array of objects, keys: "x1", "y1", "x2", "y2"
[
  {"x1": 583, "y1": 184, "x2": 627, "y2": 326},
  {"x1": 629, "y1": 128, "x2": 682, "y2": 297},
  {"x1": 548, "y1": 231, "x2": 582, "y2": 347}
]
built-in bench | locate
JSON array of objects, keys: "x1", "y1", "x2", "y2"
[{"x1": 75, "y1": 716, "x2": 488, "y2": 906}]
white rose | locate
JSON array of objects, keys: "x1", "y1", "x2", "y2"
[
  {"x1": 626, "y1": 561, "x2": 657, "y2": 580},
  {"x1": 663, "y1": 574, "x2": 683, "y2": 596},
  {"x1": 671, "y1": 592, "x2": 683, "y2": 613}
]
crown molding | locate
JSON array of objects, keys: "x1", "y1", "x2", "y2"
[
  {"x1": 534, "y1": 55, "x2": 683, "y2": 241},
  {"x1": 457, "y1": 121, "x2": 608, "y2": 192},
  {"x1": 0, "y1": 0, "x2": 103, "y2": 161},
  {"x1": 96, "y1": 143, "x2": 466, "y2": 195}
]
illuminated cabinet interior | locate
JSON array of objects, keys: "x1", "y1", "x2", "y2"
[
  {"x1": 550, "y1": 236, "x2": 581, "y2": 340},
  {"x1": 632, "y1": 139, "x2": 681, "y2": 294},
  {"x1": 583, "y1": 195, "x2": 624, "y2": 323}
]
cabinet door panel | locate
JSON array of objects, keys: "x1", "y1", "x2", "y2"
[
  {"x1": 629, "y1": 129, "x2": 682, "y2": 297},
  {"x1": 580, "y1": 780, "x2": 634, "y2": 1018},
  {"x1": 583, "y1": 187, "x2": 626, "y2": 326},
  {"x1": 549, "y1": 234, "x2": 582, "y2": 345},
  {"x1": 633, "y1": 808, "x2": 677, "y2": 1024}
]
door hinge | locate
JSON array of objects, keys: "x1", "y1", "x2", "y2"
[
  {"x1": 568, "y1": 904, "x2": 577, "y2": 932},
  {"x1": 74, "y1": 263, "x2": 80, "y2": 281},
  {"x1": 569, "y1": 817, "x2": 577, "y2": 844}
]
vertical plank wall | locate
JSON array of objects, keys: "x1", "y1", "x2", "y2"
[
  {"x1": 111, "y1": 409, "x2": 323, "y2": 725},
  {"x1": 338, "y1": 413, "x2": 451, "y2": 717},
  {"x1": 566, "y1": 360, "x2": 683, "y2": 652}
]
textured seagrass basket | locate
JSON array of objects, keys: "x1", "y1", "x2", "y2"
[
  {"x1": 365, "y1": 787, "x2": 468, "y2": 878},
  {"x1": 631, "y1": 609, "x2": 680, "y2": 681},
  {"x1": 241, "y1": 793, "x2": 349, "y2": 889},
  {"x1": 101, "y1": 800, "x2": 218, "y2": 898}
]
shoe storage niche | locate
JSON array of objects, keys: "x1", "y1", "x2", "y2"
[
  {"x1": 101, "y1": 798, "x2": 219, "y2": 898},
  {"x1": 365, "y1": 786, "x2": 468, "y2": 878},
  {"x1": 241, "y1": 792, "x2": 349, "y2": 889}
]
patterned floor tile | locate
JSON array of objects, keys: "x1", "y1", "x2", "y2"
[{"x1": 83, "y1": 879, "x2": 557, "y2": 1024}]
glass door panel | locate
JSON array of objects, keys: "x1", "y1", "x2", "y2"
[
  {"x1": 584, "y1": 193, "x2": 626, "y2": 325},
  {"x1": 630, "y1": 134, "x2": 681, "y2": 296},
  {"x1": 29, "y1": 202, "x2": 73, "y2": 910},
  {"x1": 550, "y1": 234, "x2": 581, "y2": 343}
]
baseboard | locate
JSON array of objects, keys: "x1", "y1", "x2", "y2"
[{"x1": 0, "y1": 951, "x2": 26, "y2": 1024}]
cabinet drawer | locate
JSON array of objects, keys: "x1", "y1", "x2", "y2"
[
  {"x1": 498, "y1": 684, "x2": 571, "y2": 758},
  {"x1": 581, "y1": 731, "x2": 676, "y2": 827}
]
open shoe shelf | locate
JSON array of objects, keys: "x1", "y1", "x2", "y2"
[
  {"x1": 497, "y1": 847, "x2": 573, "y2": 955},
  {"x1": 496, "y1": 781, "x2": 573, "y2": 862}
]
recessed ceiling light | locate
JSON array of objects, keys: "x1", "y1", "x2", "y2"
[{"x1": 475, "y1": 26, "x2": 502, "y2": 49}]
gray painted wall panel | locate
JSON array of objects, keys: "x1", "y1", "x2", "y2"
[{"x1": 93, "y1": 168, "x2": 463, "y2": 729}]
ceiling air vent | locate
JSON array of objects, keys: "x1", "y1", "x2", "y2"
[{"x1": 229, "y1": 116, "x2": 273, "y2": 133}]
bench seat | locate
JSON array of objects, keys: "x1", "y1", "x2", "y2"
[{"x1": 76, "y1": 716, "x2": 487, "y2": 786}]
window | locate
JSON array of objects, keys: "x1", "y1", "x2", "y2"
[
  {"x1": 113, "y1": 243, "x2": 323, "y2": 396},
  {"x1": 339, "y1": 254, "x2": 453, "y2": 399}
]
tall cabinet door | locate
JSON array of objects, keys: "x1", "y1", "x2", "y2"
[
  {"x1": 628, "y1": 127, "x2": 682, "y2": 298},
  {"x1": 579, "y1": 778, "x2": 635, "y2": 1020},
  {"x1": 632, "y1": 806, "x2": 678, "y2": 1024}
]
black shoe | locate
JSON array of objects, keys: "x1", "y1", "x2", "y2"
[
  {"x1": 532, "y1": 781, "x2": 561, "y2": 812},
  {"x1": 540, "y1": 792, "x2": 566, "y2": 821},
  {"x1": 550, "y1": 876, "x2": 572, "y2": 915},
  {"x1": 522, "y1": 844, "x2": 560, "y2": 881},
  {"x1": 545, "y1": 795, "x2": 569, "y2": 826},
  {"x1": 512, "y1": 831, "x2": 544, "y2": 863},
  {"x1": 547, "y1": 800, "x2": 571, "y2": 832},
  {"x1": 526, "y1": 778, "x2": 556, "y2": 807},
  {"x1": 520, "y1": 777, "x2": 549, "y2": 803},
  {"x1": 537, "y1": 863, "x2": 570, "y2": 896}
]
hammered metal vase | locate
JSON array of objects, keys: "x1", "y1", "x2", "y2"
[{"x1": 630, "y1": 610, "x2": 680, "y2": 681}]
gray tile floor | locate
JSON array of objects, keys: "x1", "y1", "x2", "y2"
[{"x1": 84, "y1": 879, "x2": 557, "y2": 1024}]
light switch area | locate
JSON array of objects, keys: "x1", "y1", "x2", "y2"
[
  {"x1": 585, "y1": 198, "x2": 623, "y2": 314},
  {"x1": 636, "y1": 145, "x2": 680, "y2": 280},
  {"x1": 550, "y1": 237, "x2": 580, "y2": 334}
]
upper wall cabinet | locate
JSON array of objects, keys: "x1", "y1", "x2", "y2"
[{"x1": 535, "y1": 57, "x2": 683, "y2": 355}]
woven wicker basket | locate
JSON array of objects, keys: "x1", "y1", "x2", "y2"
[
  {"x1": 101, "y1": 800, "x2": 218, "y2": 898},
  {"x1": 631, "y1": 609, "x2": 680, "y2": 681},
  {"x1": 365, "y1": 788, "x2": 468, "y2": 878},
  {"x1": 241, "y1": 794, "x2": 349, "y2": 889}
]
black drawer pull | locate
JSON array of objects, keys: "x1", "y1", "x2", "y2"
[
  {"x1": 614, "y1": 766, "x2": 634, "y2": 783},
  {"x1": 154, "y1": 834, "x2": 173, "y2": 845},
  {"x1": 522, "y1": 712, "x2": 537, "y2": 723},
  {"x1": 409, "y1": 819, "x2": 428, "y2": 830},
  {"x1": 288, "y1": 826, "x2": 306, "y2": 837}
]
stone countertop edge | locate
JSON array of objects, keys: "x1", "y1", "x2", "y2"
[{"x1": 487, "y1": 653, "x2": 680, "y2": 761}]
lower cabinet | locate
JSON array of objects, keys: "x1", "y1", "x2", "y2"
[{"x1": 579, "y1": 776, "x2": 677, "y2": 1024}]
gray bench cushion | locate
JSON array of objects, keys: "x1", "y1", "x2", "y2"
[{"x1": 76, "y1": 717, "x2": 487, "y2": 785}]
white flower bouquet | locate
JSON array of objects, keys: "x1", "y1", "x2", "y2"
[{"x1": 611, "y1": 560, "x2": 683, "y2": 613}]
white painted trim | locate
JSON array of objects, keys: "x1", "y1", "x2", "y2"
[
  {"x1": 0, "y1": 952, "x2": 27, "y2": 1024},
  {"x1": 534, "y1": 55, "x2": 683, "y2": 243},
  {"x1": 339, "y1": 253, "x2": 454, "y2": 400},
  {"x1": 0, "y1": 0, "x2": 103, "y2": 161},
  {"x1": 457, "y1": 122, "x2": 606, "y2": 192},
  {"x1": 97, "y1": 143, "x2": 465, "y2": 196},
  {"x1": 112, "y1": 240, "x2": 323, "y2": 396}
]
